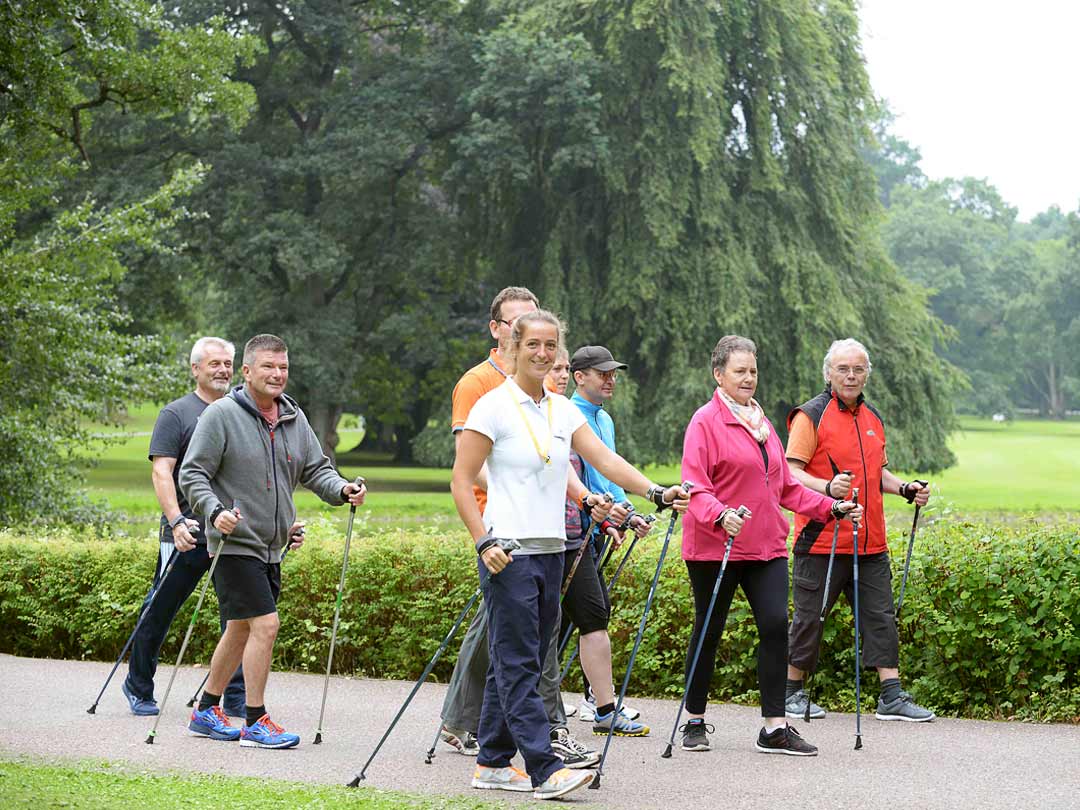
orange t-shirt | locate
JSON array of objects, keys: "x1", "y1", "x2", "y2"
[{"x1": 451, "y1": 348, "x2": 512, "y2": 512}]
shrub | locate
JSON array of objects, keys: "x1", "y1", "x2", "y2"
[{"x1": 1, "y1": 519, "x2": 1076, "y2": 722}]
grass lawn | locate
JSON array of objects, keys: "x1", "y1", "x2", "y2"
[
  {"x1": 0, "y1": 759, "x2": 499, "y2": 810},
  {"x1": 78, "y1": 408, "x2": 1077, "y2": 530}
]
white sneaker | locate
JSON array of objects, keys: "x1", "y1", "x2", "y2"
[
  {"x1": 578, "y1": 695, "x2": 640, "y2": 722},
  {"x1": 471, "y1": 765, "x2": 533, "y2": 792},
  {"x1": 563, "y1": 700, "x2": 577, "y2": 718},
  {"x1": 533, "y1": 767, "x2": 593, "y2": 799}
]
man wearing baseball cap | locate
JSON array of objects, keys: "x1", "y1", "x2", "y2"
[{"x1": 567, "y1": 346, "x2": 652, "y2": 727}]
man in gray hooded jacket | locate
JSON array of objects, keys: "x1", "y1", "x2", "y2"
[{"x1": 180, "y1": 333, "x2": 366, "y2": 749}]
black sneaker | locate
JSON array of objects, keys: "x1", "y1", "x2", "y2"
[
  {"x1": 755, "y1": 724, "x2": 818, "y2": 756},
  {"x1": 679, "y1": 718, "x2": 713, "y2": 751},
  {"x1": 550, "y1": 727, "x2": 600, "y2": 769}
]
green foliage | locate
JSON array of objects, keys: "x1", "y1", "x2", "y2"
[
  {"x1": 3, "y1": 519, "x2": 1077, "y2": 722},
  {"x1": 481, "y1": 0, "x2": 962, "y2": 471},
  {"x1": 0, "y1": 0, "x2": 258, "y2": 523},
  {"x1": 872, "y1": 116, "x2": 1080, "y2": 419}
]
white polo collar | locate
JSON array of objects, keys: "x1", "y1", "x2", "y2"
[{"x1": 504, "y1": 376, "x2": 551, "y2": 406}]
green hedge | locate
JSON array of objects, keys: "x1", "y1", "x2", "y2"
[{"x1": 1, "y1": 519, "x2": 1077, "y2": 722}]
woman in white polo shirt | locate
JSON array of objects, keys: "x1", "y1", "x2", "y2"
[{"x1": 451, "y1": 309, "x2": 688, "y2": 800}]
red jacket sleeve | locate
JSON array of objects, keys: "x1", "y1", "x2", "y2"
[{"x1": 681, "y1": 413, "x2": 727, "y2": 527}]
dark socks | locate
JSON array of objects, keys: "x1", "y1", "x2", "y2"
[
  {"x1": 880, "y1": 677, "x2": 902, "y2": 703},
  {"x1": 597, "y1": 703, "x2": 616, "y2": 717},
  {"x1": 246, "y1": 704, "x2": 267, "y2": 727},
  {"x1": 785, "y1": 678, "x2": 803, "y2": 698},
  {"x1": 197, "y1": 691, "x2": 221, "y2": 713}
]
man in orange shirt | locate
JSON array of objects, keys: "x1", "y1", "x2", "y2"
[
  {"x1": 439, "y1": 287, "x2": 602, "y2": 769},
  {"x1": 783, "y1": 338, "x2": 934, "y2": 723}
]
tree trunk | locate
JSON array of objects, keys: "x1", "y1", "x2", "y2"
[
  {"x1": 306, "y1": 401, "x2": 344, "y2": 464},
  {"x1": 1048, "y1": 359, "x2": 1066, "y2": 419}
]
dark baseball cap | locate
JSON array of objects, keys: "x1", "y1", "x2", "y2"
[{"x1": 570, "y1": 346, "x2": 628, "y2": 373}]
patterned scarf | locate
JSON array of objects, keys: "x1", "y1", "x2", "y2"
[{"x1": 718, "y1": 389, "x2": 770, "y2": 444}]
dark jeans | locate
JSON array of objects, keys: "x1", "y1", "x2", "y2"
[
  {"x1": 478, "y1": 553, "x2": 563, "y2": 787},
  {"x1": 684, "y1": 556, "x2": 788, "y2": 717},
  {"x1": 124, "y1": 542, "x2": 244, "y2": 707}
]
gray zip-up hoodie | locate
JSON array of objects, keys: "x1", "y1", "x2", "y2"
[{"x1": 179, "y1": 385, "x2": 348, "y2": 561}]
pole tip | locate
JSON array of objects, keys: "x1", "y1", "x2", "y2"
[
  {"x1": 186, "y1": 699, "x2": 195, "y2": 707},
  {"x1": 588, "y1": 775, "x2": 601, "y2": 790},
  {"x1": 347, "y1": 776, "x2": 362, "y2": 788},
  {"x1": 661, "y1": 744, "x2": 673, "y2": 759},
  {"x1": 86, "y1": 706, "x2": 96, "y2": 715},
  {"x1": 854, "y1": 735, "x2": 863, "y2": 750},
  {"x1": 424, "y1": 751, "x2": 435, "y2": 764},
  {"x1": 313, "y1": 733, "x2": 323, "y2": 745},
  {"x1": 145, "y1": 734, "x2": 155, "y2": 745}
]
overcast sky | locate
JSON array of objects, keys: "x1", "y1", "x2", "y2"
[{"x1": 859, "y1": 0, "x2": 1080, "y2": 221}]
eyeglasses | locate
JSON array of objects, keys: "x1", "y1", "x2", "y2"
[
  {"x1": 833, "y1": 365, "x2": 868, "y2": 378},
  {"x1": 589, "y1": 370, "x2": 618, "y2": 382},
  {"x1": 496, "y1": 317, "x2": 518, "y2": 329}
]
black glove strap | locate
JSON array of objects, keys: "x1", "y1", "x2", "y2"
[
  {"x1": 209, "y1": 505, "x2": 226, "y2": 526},
  {"x1": 475, "y1": 533, "x2": 497, "y2": 556}
]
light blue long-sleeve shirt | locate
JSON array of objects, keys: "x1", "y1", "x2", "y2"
[{"x1": 570, "y1": 391, "x2": 628, "y2": 504}]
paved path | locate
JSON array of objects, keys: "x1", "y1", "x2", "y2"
[{"x1": 3, "y1": 654, "x2": 1077, "y2": 809}]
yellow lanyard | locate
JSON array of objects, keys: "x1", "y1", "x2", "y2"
[{"x1": 508, "y1": 385, "x2": 553, "y2": 465}]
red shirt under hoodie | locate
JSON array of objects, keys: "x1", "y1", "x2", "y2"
[{"x1": 681, "y1": 389, "x2": 835, "y2": 563}]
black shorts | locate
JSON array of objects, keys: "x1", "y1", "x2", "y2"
[
  {"x1": 212, "y1": 555, "x2": 281, "y2": 621},
  {"x1": 788, "y1": 551, "x2": 899, "y2": 672},
  {"x1": 561, "y1": 545, "x2": 610, "y2": 635}
]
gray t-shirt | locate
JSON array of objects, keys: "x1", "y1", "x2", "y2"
[{"x1": 148, "y1": 392, "x2": 209, "y2": 544}]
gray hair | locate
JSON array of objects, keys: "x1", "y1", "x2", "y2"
[
  {"x1": 190, "y1": 336, "x2": 235, "y2": 366},
  {"x1": 822, "y1": 338, "x2": 872, "y2": 382},
  {"x1": 711, "y1": 335, "x2": 757, "y2": 372},
  {"x1": 243, "y1": 333, "x2": 288, "y2": 365}
]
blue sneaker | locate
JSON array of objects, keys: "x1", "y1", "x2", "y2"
[
  {"x1": 189, "y1": 705, "x2": 241, "y2": 741},
  {"x1": 240, "y1": 715, "x2": 300, "y2": 749},
  {"x1": 121, "y1": 680, "x2": 159, "y2": 716}
]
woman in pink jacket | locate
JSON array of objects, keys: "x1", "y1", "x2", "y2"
[{"x1": 678, "y1": 335, "x2": 860, "y2": 756}]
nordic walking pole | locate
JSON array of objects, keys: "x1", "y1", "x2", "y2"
[
  {"x1": 313, "y1": 476, "x2": 365, "y2": 744},
  {"x1": 558, "y1": 515, "x2": 656, "y2": 683},
  {"x1": 561, "y1": 493, "x2": 615, "y2": 598},
  {"x1": 591, "y1": 483, "x2": 692, "y2": 790},
  {"x1": 87, "y1": 547, "x2": 180, "y2": 714},
  {"x1": 662, "y1": 505, "x2": 749, "y2": 758},
  {"x1": 145, "y1": 506, "x2": 239, "y2": 744},
  {"x1": 894, "y1": 480, "x2": 928, "y2": 622},
  {"x1": 820, "y1": 471, "x2": 851, "y2": 623},
  {"x1": 850, "y1": 487, "x2": 863, "y2": 751},
  {"x1": 186, "y1": 528, "x2": 301, "y2": 709},
  {"x1": 352, "y1": 540, "x2": 521, "y2": 785}
]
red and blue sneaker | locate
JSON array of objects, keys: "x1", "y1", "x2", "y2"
[
  {"x1": 188, "y1": 705, "x2": 241, "y2": 741},
  {"x1": 240, "y1": 715, "x2": 300, "y2": 749}
]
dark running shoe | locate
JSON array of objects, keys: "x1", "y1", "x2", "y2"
[
  {"x1": 121, "y1": 680, "x2": 159, "y2": 716},
  {"x1": 679, "y1": 718, "x2": 713, "y2": 751},
  {"x1": 876, "y1": 691, "x2": 935, "y2": 722},
  {"x1": 550, "y1": 726, "x2": 600, "y2": 769},
  {"x1": 755, "y1": 724, "x2": 818, "y2": 756}
]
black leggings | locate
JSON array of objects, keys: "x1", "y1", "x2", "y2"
[{"x1": 684, "y1": 556, "x2": 788, "y2": 717}]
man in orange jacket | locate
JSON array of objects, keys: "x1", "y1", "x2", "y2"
[{"x1": 783, "y1": 338, "x2": 934, "y2": 723}]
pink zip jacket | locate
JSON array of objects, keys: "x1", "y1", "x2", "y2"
[{"x1": 681, "y1": 389, "x2": 835, "y2": 563}]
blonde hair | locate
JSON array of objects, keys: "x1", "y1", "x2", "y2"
[{"x1": 508, "y1": 310, "x2": 566, "y2": 371}]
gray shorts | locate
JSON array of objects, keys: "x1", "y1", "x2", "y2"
[{"x1": 788, "y1": 551, "x2": 899, "y2": 672}]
